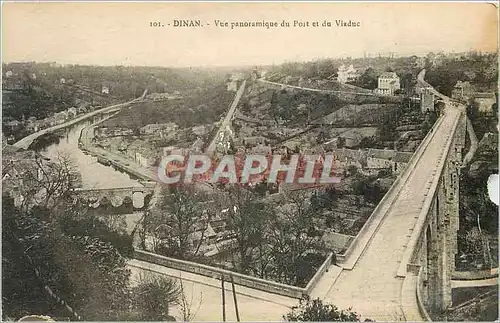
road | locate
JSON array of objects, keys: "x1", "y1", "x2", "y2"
[
  {"x1": 314, "y1": 102, "x2": 462, "y2": 321},
  {"x1": 206, "y1": 80, "x2": 247, "y2": 153},
  {"x1": 451, "y1": 277, "x2": 499, "y2": 289},
  {"x1": 13, "y1": 100, "x2": 138, "y2": 150},
  {"x1": 128, "y1": 259, "x2": 296, "y2": 321},
  {"x1": 257, "y1": 78, "x2": 379, "y2": 96}
]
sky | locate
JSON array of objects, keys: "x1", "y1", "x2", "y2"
[{"x1": 2, "y1": 2, "x2": 498, "y2": 67}]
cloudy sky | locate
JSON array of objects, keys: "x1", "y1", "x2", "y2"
[{"x1": 2, "y1": 2, "x2": 498, "y2": 67}]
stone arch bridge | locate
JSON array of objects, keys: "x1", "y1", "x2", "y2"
[{"x1": 72, "y1": 185, "x2": 155, "y2": 209}]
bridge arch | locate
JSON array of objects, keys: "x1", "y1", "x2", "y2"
[{"x1": 132, "y1": 191, "x2": 145, "y2": 209}]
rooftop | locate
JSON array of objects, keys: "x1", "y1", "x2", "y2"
[{"x1": 379, "y1": 72, "x2": 399, "y2": 79}]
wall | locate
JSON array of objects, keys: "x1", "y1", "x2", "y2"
[
  {"x1": 403, "y1": 109, "x2": 466, "y2": 315},
  {"x1": 134, "y1": 249, "x2": 334, "y2": 299}
]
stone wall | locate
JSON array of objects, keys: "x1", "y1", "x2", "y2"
[
  {"x1": 405, "y1": 110, "x2": 466, "y2": 315},
  {"x1": 134, "y1": 249, "x2": 334, "y2": 299}
]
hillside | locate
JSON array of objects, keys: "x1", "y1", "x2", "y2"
[{"x1": 101, "y1": 83, "x2": 234, "y2": 130}]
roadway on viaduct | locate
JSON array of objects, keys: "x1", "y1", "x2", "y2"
[{"x1": 316, "y1": 96, "x2": 463, "y2": 321}]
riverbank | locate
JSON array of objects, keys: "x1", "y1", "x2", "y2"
[
  {"x1": 78, "y1": 117, "x2": 158, "y2": 182},
  {"x1": 14, "y1": 99, "x2": 141, "y2": 150}
]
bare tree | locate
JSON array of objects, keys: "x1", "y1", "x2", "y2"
[
  {"x1": 149, "y1": 186, "x2": 215, "y2": 259},
  {"x1": 177, "y1": 276, "x2": 203, "y2": 322},
  {"x1": 21, "y1": 151, "x2": 80, "y2": 212},
  {"x1": 268, "y1": 190, "x2": 325, "y2": 286},
  {"x1": 216, "y1": 185, "x2": 273, "y2": 275}
]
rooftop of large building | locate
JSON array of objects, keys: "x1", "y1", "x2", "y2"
[{"x1": 379, "y1": 72, "x2": 399, "y2": 79}]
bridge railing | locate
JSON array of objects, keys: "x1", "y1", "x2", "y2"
[
  {"x1": 134, "y1": 249, "x2": 334, "y2": 299},
  {"x1": 398, "y1": 108, "x2": 463, "y2": 278},
  {"x1": 417, "y1": 265, "x2": 432, "y2": 320},
  {"x1": 401, "y1": 263, "x2": 432, "y2": 321},
  {"x1": 304, "y1": 252, "x2": 335, "y2": 294}
]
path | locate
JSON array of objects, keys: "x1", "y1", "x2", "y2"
[{"x1": 257, "y1": 79, "x2": 379, "y2": 96}]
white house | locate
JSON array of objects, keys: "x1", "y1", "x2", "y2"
[
  {"x1": 473, "y1": 93, "x2": 496, "y2": 113},
  {"x1": 102, "y1": 86, "x2": 110, "y2": 95},
  {"x1": 67, "y1": 107, "x2": 78, "y2": 119},
  {"x1": 375, "y1": 72, "x2": 401, "y2": 96},
  {"x1": 337, "y1": 64, "x2": 360, "y2": 84}
]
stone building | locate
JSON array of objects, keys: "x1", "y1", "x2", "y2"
[
  {"x1": 451, "y1": 81, "x2": 474, "y2": 101},
  {"x1": 139, "y1": 122, "x2": 178, "y2": 137},
  {"x1": 473, "y1": 92, "x2": 496, "y2": 113},
  {"x1": 95, "y1": 127, "x2": 133, "y2": 139},
  {"x1": 327, "y1": 148, "x2": 412, "y2": 175},
  {"x1": 421, "y1": 88, "x2": 435, "y2": 113},
  {"x1": 375, "y1": 72, "x2": 401, "y2": 96},
  {"x1": 337, "y1": 64, "x2": 360, "y2": 84}
]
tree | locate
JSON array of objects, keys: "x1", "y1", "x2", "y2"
[
  {"x1": 149, "y1": 186, "x2": 215, "y2": 259},
  {"x1": 14, "y1": 152, "x2": 80, "y2": 214},
  {"x1": 317, "y1": 128, "x2": 331, "y2": 144},
  {"x1": 132, "y1": 272, "x2": 180, "y2": 321},
  {"x1": 2, "y1": 153, "x2": 137, "y2": 320},
  {"x1": 2, "y1": 195, "x2": 133, "y2": 321},
  {"x1": 284, "y1": 296, "x2": 366, "y2": 321},
  {"x1": 421, "y1": 111, "x2": 438, "y2": 135},
  {"x1": 376, "y1": 112, "x2": 397, "y2": 143},
  {"x1": 355, "y1": 67, "x2": 378, "y2": 90},
  {"x1": 268, "y1": 191, "x2": 325, "y2": 286},
  {"x1": 217, "y1": 185, "x2": 273, "y2": 275},
  {"x1": 177, "y1": 278, "x2": 203, "y2": 321},
  {"x1": 347, "y1": 165, "x2": 358, "y2": 176},
  {"x1": 337, "y1": 136, "x2": 346, "y2": 149},
  {"x1": 467, "y1": 101, "x2": 480, "y2": 121},
  {"x1": 310, "y1": 186, "x2": 339, "y2": 211}
]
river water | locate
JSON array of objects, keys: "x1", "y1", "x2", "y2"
[{"x1": 39, "y1": 120, "x2": 141, "y2": 190}]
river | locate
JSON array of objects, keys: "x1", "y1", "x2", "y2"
[{"x1": 38, "y1": 120, "x2": 141, "y2": 190}]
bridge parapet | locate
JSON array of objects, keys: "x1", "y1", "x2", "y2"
[
  {"x1": 336, "y1": 102, "x2": 447, "y2": 268},
  {"x1": 134, "y1": 249, "x2": 334, "y2": 299},
  {"x1": 398, "y1": 106, "x2": 466, "y2": 316}
]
